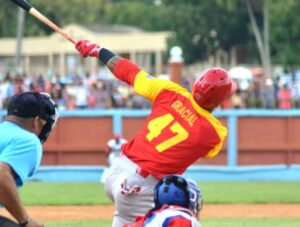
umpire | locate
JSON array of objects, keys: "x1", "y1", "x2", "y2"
[{"x1": 0, "y1": 92, "x2": 58, "y2": 227}]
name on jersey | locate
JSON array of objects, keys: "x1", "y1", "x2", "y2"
[{"x1": 171, "y1": 100, "x2": 196, "y2": 127}]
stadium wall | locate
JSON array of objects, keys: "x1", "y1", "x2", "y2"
[{"x1": 1, "y1": 109, "x2": 300, "y2": 181}]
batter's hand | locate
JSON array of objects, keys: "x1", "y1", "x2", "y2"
[{"x1": 75, "y1": 40, "x2": 101, "y2": 58}]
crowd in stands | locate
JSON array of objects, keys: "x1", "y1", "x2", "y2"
[
  {"x1": 223, "y1": 68, "x2": 300, "y2": 109},
  {"x1": 0, "y1": 71, "x2": 152, "y2": 111},
  {"x1": 0, "y1": 68, "x2": 299, "y2": 111}
]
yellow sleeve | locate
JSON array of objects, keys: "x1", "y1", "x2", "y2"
[
  {"x1": 133, "y1": 71, "x2": 184, "y2": 102},
  {"x1": 204, "y1": 124, "x2": 227, "y2": 159},
  {"x1": 189, "y1": 98, "x2": 228, "y2": 159}
]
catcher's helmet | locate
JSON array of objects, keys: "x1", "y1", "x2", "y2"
[
  {"x1": 154, "y1": 175, "x2": 202, "y2": 218},
  {"x1": 192, "y1": 68, "x2": 235, "y2": 111}
]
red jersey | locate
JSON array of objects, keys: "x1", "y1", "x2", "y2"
[{"x1": 115, "y1": 62, "x2": 227, "y2": 180}]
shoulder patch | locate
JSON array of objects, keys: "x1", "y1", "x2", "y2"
[{"x1": 146, "y1": 75, "x2": 155, "y2": 79}]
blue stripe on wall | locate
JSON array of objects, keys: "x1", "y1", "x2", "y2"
[{"x1": 29, "y1": 165, "x2": 300, "y2": 182}]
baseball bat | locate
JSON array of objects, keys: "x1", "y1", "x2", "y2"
[{"x1": 10, "y1": 0, "x2": 77, "y2": 44}]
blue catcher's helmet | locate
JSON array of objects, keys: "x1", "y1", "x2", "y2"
[
  {"x1": 186, "y1": 179, "x2": 202, "y2": 218},
  {"x1": 154, "y1": 175, "x2": 202, "y2": 218}
]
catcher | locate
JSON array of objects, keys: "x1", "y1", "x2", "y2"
[
  {"x1": 125, "y1": 175, "x2": 203, "y2": 227},
  {"x1": 75, "y1": 39, "x2": 235, "y2": 227}
]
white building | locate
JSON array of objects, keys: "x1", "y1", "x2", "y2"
[{"x1": 0, "y1": 24, "x2": 171, "y2": 78}]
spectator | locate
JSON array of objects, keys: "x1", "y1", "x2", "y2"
[
  {"x1": 37, "y1": 74, "x2": 46, "y2": 92},
  {"x1": 22, "y1": 73, "x2": 32, "y2": 92},
  {"x1": 273, "y1": 76, "x2": 281, "y2": 108},
  {"x1": 262, "y1": 78, "x2": 275, "y2": 109},
  {"x1": 14, "y1": 74, "x2": 24, "y2": 95},
  {"x1": 88, "y1": 82, "x2": 111, "y2": 109},
  {"x1": 291, "y1": 79, "x2": 300, "y2": 108},
  {"x1": 231, "y1": 88, "x2": 244, "y2": 109},
  {"x1": 69, "y1": 76, "x2": 88, "y2": 109},
  {"x1": 0, "y1": 73, "x2": 14, "y2": 109},
  {"x1": 110, "y1": 84, "x2": 127, "y2": 108},
  {"x1": 278, "y1": 84, "x2": 292, "y2": 109}
]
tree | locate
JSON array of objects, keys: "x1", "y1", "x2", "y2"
[
  {"x1": 0, "y1": 0, "x2": 19, "y2": 37},
  {"x1": 105, "y1": 0, "x2": 250, "y2": 63},
  {"x1": 269, "y1": 0, "x2": 300, "y2": 66},
  {"x1": 9, "y1": 0, "x2": 300, "y2": 68},
  {"x1": 244, "y1": 0, "x2": 271, "y2": 76}
]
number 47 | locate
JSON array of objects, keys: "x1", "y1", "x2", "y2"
[{"x1": 146, "y1": 113, "x2": 189, "y2": 152}]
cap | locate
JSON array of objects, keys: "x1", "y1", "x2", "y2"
[
  {"x1": 113, "y1": 134, "x2": 121, "y2": 139},
  {"x1": 7, "y1": 92, "x2": 45, "y2": 118}
]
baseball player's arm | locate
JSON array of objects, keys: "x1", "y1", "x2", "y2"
[
  {"x1": 109, "y1": 58, "x2": 178, "y2": 102},
  {"x1": 101, "y1": 53, "x2": 184, "y2": 102},
  {"x1": 75, "y1": 40, "x2": 184, "y2": 101},
  {"x1": 76, "y1": 40, "x2": 140, "y2": 86},
  {"x1": 0, "y1": 162, "x2": 30, "y2": 225}
]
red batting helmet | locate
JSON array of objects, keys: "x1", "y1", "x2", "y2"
[{"x1": 192, "y1": 68, "x2": 235, "y2": 111}]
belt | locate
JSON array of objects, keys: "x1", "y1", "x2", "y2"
[{"x1": 136, "y1": 167, "x2": 150, "y2": 178}]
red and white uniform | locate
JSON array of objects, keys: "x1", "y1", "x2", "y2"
[
  {"x1": 124, "y1": 71, "x2": 226, "y2": 179},
  {"x1": 125, "y1": 205, "x2": 201, "y2": 227},
  {"x1": 100, "y1": 137, "x2": 128, "y2": 183},
  {"x1": 104, "y1": 59, "x2": 227, "y2": 227}
]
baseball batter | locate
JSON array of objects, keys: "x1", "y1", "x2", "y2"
[{"x1": 75, "y1": 39, "x2": 235, "y2": 226}]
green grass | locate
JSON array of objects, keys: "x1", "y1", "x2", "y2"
[
  {"x1": 45, "y1": 218, "x2": 300, "y2": 227},
  {"x1": 17, "y1": 182, "x2": 300, "y2": 226},
  {"x1": 202, "y1": 218, "x2": 300, "y2": 227},
  {"x1": 19, "y1": 182, "x2": 111, "y2": 205},
  {"x1": 20, "y1": 181, "x2": 300, "y2": 205},
  {"x1": 199, "y1": 181, "x2": 300, "y2": 204}
]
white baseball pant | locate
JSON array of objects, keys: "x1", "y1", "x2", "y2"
[{"x1": 104, "y1": 154, "x2": 159, "y2": 227}]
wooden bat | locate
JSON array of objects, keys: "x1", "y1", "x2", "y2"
[{"x1": 10, "y1": 0, "x2": 77, "y2": 44}]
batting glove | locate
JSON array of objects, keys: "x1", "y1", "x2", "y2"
[{"x1": 75, "y1": 40, "x2": 101, "y2": 58}]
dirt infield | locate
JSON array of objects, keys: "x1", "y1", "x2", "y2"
[{"x1": 1, "y1": 204, "x2": 300, "y2": 221}]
